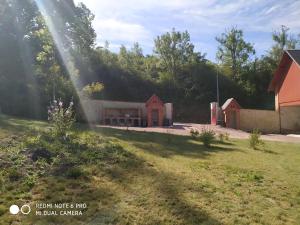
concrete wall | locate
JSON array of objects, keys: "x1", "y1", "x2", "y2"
[
  {"x1": 100, "y1": 100, "x2": 147, "y2": 117},
  {"x1": 240, "y1": 109, "x2": 280, "y2": 133},
  {"x1": 280, "y1": 106, "x2": 300, "y2": 133},
  {"x1": 81, "y1": 100, "x2": 102, "y2": 123},
  {"x1": 82, "y1": 100, "x2": 146, "y2": 123},
  {"x1": 164, "y1": 103, "x2": 173, "y2": 121}
]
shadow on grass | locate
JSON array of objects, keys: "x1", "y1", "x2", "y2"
[
  {"x1": 5, "y1": 122, "x2": 224, "y2": 225},
  {"x1": 97, "y1": 151, "x2": 222, "y2": 224},
  {"x1": 93, "y1": 127, "x2": 239, "y2": 159},
  {"x1": 0, "y1": 114, "x2": 46, "y2": 135},
  {"x1": 255, "y1": 148, "x2": 279, "y2": 155},
  {"x1": 216, "y1": 141, "x2": 234, "y2": 146}
]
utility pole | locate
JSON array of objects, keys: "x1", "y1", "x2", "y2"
[
  {"x1": 216, "y1": 57, "x2": 221, "y2": 125},
  {"x1": 216, "y1": 56, "x2": 222, "y2": 106},
  {"x1": 217, "y1": 66, "x2": 220, "y2": 106}
]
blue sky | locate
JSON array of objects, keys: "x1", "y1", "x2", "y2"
[{"x1": 74, "y1": 0, "x2": 300, "y2": 61}]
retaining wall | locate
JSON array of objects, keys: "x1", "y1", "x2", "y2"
[{"x1": 240, "y1": 109, "x2": 280, "y2": 133}]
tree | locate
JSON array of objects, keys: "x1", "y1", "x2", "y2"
[
  {"x1": 268, "y1": 25, "x2": 299, "y2": 68},
  {"x1": 0, "y1": 0, "x2": 42, "y2": 117},
  {"x1": 154, "y1": 28, "x2": 196, "y2": 83},
  {"x1": 216, "y1": 27, "x2": 255, "y2": 82},
  {"x1": 81, "y1": 82, "x2": 104, "y2": 99},
  {"x1": 0, "y1": 0, "x2": 97, "y2": 119}
]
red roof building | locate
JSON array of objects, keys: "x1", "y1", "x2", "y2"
[
  {"x1": 269, "y1": 50, "x2": 300, "y2": 110},
  {"x1": 268, "y1": 50, "x2": 300, "y2": 133},
  {"x1": 221, "y1": 98, "x2": 241, "y2": 129}
]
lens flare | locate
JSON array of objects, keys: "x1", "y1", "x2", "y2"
[{"x1": 34, "y1": 0, "x2": 91, "y2": 125}]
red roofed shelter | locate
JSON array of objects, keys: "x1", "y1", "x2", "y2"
[
  {"x1": 221, "y1": 98, "x2": 241, "y2": 129},
  {"x1": 146, "y1": 94, "x2": 164, "y2": 127}
]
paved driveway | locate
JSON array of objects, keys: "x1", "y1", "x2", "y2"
[{"x1": 96, "y1": 123, "x2": 300, "y2": 143}]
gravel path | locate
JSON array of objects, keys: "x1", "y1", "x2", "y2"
[{"x1": 96, "y1": 123, "x2": 300, "y2": 143}]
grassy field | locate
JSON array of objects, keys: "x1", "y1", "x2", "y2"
[{"x1": 0, "y1": 114, "x2": 300, "y2": 225}]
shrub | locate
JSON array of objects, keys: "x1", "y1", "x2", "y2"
[
  {"x1": 48, "y1": 99, "x2": 75, "y2": 137},
  {"x1": 249, "y1": 129, "x2": 264, "y2": 149},
  {"x1": 199, "y1": 128, "x2": 215, "y2": 147},
  {"x1": 218, "y1": 132, "x2": 230, "y2": 142},
  {"x1": 190, "y1": 128, "x2": 199, "y2": 139},
  {"x1": 24, "y1": 174, "x2": 37, "y2": 189},
  {"x1": 224, "y1": 132, "x2": 230, "y2": 141},
  {"x1": 218, "y1": 133, "x2": 225, "y2": 142}
]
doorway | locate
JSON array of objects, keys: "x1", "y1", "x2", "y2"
[
  {"x1": 229, "y1": 111, "x2": 237, "y2": 129},
  {"x1": 151, "y1": 109, "x2": 159, "y2": 126}
]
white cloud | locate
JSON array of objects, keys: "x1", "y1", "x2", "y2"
[
  {"x1": 264, "y1": 5, "x2": 280, "y2": 15},
  {"x1": 94, "y1": 19, "x2": 150, "y2": 44},
  {"x1": 74, "y1": 0, "x2": 300, "y2": 59}
]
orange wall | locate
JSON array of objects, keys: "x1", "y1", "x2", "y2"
[{"x1": 278, "y1": 61, "x2": 300, "y2": 106}]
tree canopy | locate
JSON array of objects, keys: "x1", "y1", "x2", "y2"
[{"x1": 0, "y1": 0, "x2": 299, "y2": 122}]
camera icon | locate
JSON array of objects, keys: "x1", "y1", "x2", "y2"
[{"x1": 9, "y1": 204, "x2": 31, "y2": 215}]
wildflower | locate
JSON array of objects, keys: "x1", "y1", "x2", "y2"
[{"x1": 59, "y1": 101, "x2": 63, "y2": 107}]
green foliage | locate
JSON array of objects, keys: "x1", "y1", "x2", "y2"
[
  {"x1": 249, "y1": 129, "x2": 265, "y2": 149},
  {"x1": 199, "y1": 128, "x2": 215, "y2": 147},
  {"x1": 0, "y1": 0, "x2": 95, "y2": 119},
  {"x1": 190, "y1": 128, "x2": 199, "y2": 139},
  {"x1": 24, "y1": 174, "x2": 37, "y2": 189},
  {"x1": 216, "y1": 27, "x2": 255, "y2": 82},
  {"x1": 269, "y1": 25, "x2": 299, "y2": 65},
  {"x1": 224, "y1": 132, "x2": 230, "y2": 141},
  {"x1": 48, "y1": 99, "x2": 75, "y2": 137},
  {"x1": 81, "y1": 82, "x2": 104, "y2": 98},
  {"x1": 218, "y1": 133, "x2": 225, "y2": 142},
  {"x1": 154, "y1": 29, "x2": 195, "y2": 76},
  {"x1": 0, "y1": 0, "x2": 298, "y2": 122},
  {"x1": 218, "y1": 132, "x2": 230, "y2": 142}
]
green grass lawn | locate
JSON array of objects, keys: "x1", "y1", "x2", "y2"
[{"x1": 0, "y1": 114, "x2": 300, "y2": 225}]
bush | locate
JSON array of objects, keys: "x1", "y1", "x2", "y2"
[
  {"x1": 218, "y1": 133, "x2": 225, "y2": 142},
  {"x1": 48, "y1": 99, "x2": 75, "y2": 137},
  {"x1": 249, "y1": 129, "x2": 264, "y2": 149},
  {"x1": 24, "y1": 174, "x2": 37, "y2": 189},
  {"x1": 199, "y1": 128, "x2": 215, "y2": 147},
  {"x1": 190, "y1": 128, "x2": 199, "y2": 139},
  {"x1": 224, "y1": 132, "x2": 230, "y2": 141},
  {"x1": 218, "y1": 132, "x2": 230, "y2": 142}
]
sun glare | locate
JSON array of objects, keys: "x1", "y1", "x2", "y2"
[{"x1": 34, "y1": 0, "x2": 91, "y2": 125}]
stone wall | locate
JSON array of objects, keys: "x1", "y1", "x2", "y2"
[{"x1": 240, "y1": 109, "x2": 280, "y2": 133}]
